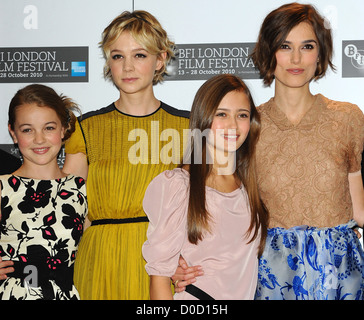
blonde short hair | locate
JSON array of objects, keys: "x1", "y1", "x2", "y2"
[{"x1": 100, "y1": 10, "x2": 175, "y2": 85}]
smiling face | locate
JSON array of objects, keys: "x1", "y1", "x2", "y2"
[
  {"x1": 9, "y1": 103, "x2": 65, "y2": 169},
  {"x1": 274, "y1": 22, "x2": 319, "y2": 90},
  {"x1": 108, "y1": 31, "x2": 165, "y2": 96},
  {"x1": 208, "y1": 90, "x2": 251, "y2": 158}
]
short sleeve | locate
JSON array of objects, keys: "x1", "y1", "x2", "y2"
[
  {"x1": 347, "y1": 105, "x2": 364, "y2": 173},
  {"x1": 64, "y1": 119, "x2": 86, "y2": 155},
  {"x1": 142, "y1": 169, "x2": 189, "y2": 277}
]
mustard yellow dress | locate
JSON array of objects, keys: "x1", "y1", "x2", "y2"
[{"x1": 65, "y1": 102, "x2": 189, "y2": 299}]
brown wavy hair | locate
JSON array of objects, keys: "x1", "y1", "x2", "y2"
[
  {"x1": 182, "y1": 74, "x2": 268, "y2": 256},
  {"x1": 8, "y1": 84, "x2": 79, "y2": 142},
  {"x1": 251, "y1": 2, "x2": 336, "y2": 86}
]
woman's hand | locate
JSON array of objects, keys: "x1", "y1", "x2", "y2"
[
  {"x1": 171, "y1": 256, "x2": 204, "y2": 293},
  {"x1": 0, "y1": 257, "x2": 14, "y2": 280}
]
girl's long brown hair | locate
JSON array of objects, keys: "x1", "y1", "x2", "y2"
[{"x1": 182, "y1": 74, "x2": 268, "y2": 256}]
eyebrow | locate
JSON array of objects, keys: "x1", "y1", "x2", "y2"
[
  {"x1": 110, "y1": 47, "x2": 148, "y2": 54},
  {"x1": 283, "y1": 39, "x2": 318, "y2": 44},
  {"x1": 19, "y1": 121, "x2": 58, "y2": 127},
  {"x1": 216, "y1": 107, "x2": 251, "y2": 113}
]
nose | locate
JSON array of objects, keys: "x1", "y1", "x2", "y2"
[
  {"x1": 123, "y1": 56, "x2": 134, "y2": 72},
  {"x1": 228, "y1": 116, "x2": 238, "y2": 129},
  {"x1": 225, "y1": 117, "x2": 238, "y2": 138},
  {"x1": 34, "y1": 131, "x2": 46, "y2": 144},
  {"x1": 291, "y1": 48, "x2": 301, "y2": 64}
]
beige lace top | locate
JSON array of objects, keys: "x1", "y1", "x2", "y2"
[{"x1": 256, "y1": 94, "x2": 364, "y2": 229}]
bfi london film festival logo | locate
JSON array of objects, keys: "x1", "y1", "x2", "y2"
[
  {"x1": 165, "y1": 43, "x2": 260, "y2": 81},
  {"x1": 343, "y1": 41, "x2": 364, "y2": 77},
  {"x1": 0, "y1": 47, "x2": 89, "y2": 83}
]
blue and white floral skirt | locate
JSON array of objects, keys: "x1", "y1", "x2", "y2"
[{"x1": 255, "y1": 220, "x2": 364, "y2": 300}]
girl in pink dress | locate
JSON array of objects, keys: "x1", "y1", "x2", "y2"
[{"x1": 142, "y1": 74, "x2": 268, "y2": 300}]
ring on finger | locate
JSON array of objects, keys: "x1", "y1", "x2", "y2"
[{"x1": 174, "y1": 280, "x2": 179, "y2": 287}]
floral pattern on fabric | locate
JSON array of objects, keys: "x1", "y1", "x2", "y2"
[
  {"x1": 255, "y1": 221, "x2": 364, "y2": 300},
  {"x1": 0, "y1": 175, "x2": 87, "y2": 300}
]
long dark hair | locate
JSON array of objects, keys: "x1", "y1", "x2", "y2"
[{"x1": 182, "y1": 74, "x2": 268, "y2": 256}]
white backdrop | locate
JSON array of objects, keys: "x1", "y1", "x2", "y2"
[{"x1": 0, "y1": 0, "x2": 363, "y2": 145}]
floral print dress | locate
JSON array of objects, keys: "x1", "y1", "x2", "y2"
[
  {"x1": 255, "y1": 221, "x2": 364, "y2": 300},
  {"x1": 0, "y1": 174, "x2": 87, "y2": 300}
]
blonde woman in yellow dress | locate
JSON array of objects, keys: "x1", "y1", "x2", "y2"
[{"x1": 63, "y1": 11, "x2": 189, "y2": 300}]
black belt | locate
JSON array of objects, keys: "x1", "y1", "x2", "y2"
[
  {"x1": 185, "y1": 284, "x2": 215, "y2": 300},
  {"x1": 91, "y1": 216, "x2": 149, "y2": 226}
]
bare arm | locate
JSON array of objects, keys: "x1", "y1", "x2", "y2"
[
  {"x1": 349, "y1": 170, "x2": 364, "y2": 228},
  {"x1": 62, "y1": 152, "x2": 88, "y2": 181},
  {"x1": 150, "y1": 275, "x2": 174, "y2": 300}
]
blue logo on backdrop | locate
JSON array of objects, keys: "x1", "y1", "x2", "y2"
[
  {"x1": 0, "y1": 47, "x2": 88, "y2": 83},
  {"x1": 71, "y1": 61, "x2": 86, "y2": 77}
]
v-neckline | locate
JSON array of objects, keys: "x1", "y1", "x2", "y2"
[{"x1": 264, "y1": 94, "x2": 323, "y2": 131}]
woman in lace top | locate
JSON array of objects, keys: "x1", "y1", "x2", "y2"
[{"x1": 251, "y1": 2, "x2": 364, "y2": 300}]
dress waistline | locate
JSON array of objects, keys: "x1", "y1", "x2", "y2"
[{"x1": 91, "y1": 216, "x2": 149, "y2": 226}]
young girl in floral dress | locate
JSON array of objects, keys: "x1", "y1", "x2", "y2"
[{"x1": 0, "y1": 84, "x2": 87, "y2": 300}]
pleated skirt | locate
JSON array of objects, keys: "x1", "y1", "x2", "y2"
[
  {"x1": 255, "y1": 220, "x2": 364, "y2": 300},
  {"x1": 74, "y1": 222, "x2": 149, "y2": 300}
]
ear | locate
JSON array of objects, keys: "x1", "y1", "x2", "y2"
[
  {"x1": 8, "y1": 124, "x2": 18, "y2": 144},
  {"x1": 61, "y1": 126, "x2": 65, "y2": 140},
  {"x1": 155, "y1": 51, "x2": 167, "y2": 71}
]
